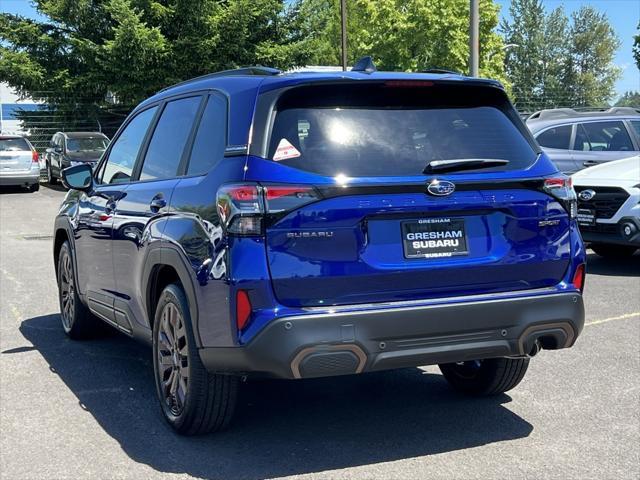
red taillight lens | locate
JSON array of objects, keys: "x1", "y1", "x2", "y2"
[
  {"x1": 216, "y1": 183, "x2": 320, "y2": 235},
  {"x1": 572, "y1": 264, "x2": 586, "y2": 292},
  {"x1": 32, "y1": 150, "x2": 39, "y2": 163},
  {"x1": 543, "y1": 175, "x2": 577, "y2": 218},
  {"x1": 236, "y1": 289, "x2": 252, "y2": 330},
  {"x1": 263, "y1": 185, "x2": 319, "y2": 213}
]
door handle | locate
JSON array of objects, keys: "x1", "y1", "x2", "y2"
[
  {"x1": 149, "y1": 194, "x2": 167, "y2": 212},
  {"x1": 583, "y1": 160, "x2": 598, "y2": 167}
]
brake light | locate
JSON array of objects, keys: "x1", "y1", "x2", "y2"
[
  {"x1": 543, "y1": 176, "x2": 577, "y2": 218},
  {"x1": 384, "y1": 80, "x2": 434, "y2": 88},
  {"x1": 32, "y1": 150, "x2": 39, "y2": 163},
  {"x1": 236, "y1": 289, "x2": 252, "y2": 330},
  {"x1": 216, "y1": 183, "x2": 320, "y2": 235},
  {"x1": 572, "y1": 264, "x2": 586, "y2": 292}
]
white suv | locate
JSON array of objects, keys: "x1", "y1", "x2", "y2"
[{"x1": 572, "y1": 155, "x2": 640, "y2": 257}]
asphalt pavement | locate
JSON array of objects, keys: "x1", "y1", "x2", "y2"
[{"x1": 1, "y1": 183, "x2": 639, "y2": 480}]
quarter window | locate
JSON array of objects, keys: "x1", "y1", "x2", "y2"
[
  {"x1": 536, "y1": 125, "x2": 572, "y2": 150},
  {"x1": 101, "y1": 106, "x2": 157, "y2": 184},
  {"x1": 140, "y1": 96, "x2": 201, "y2": 181},
  {"x1": 186, "y1": 94, "x2": 227, "y2": 176}
]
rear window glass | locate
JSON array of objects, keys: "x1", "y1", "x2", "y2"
[
  {"x1": 267, "y1": 84, "x2": 537, "y2": 177},
  {"x1": 0, "y1": 137, "x2": 30, "y2": 152}
]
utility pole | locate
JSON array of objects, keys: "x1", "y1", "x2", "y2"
[
  {"x1": 340, "y1": 0, "x2": 348, "y2": 71},
  {"x1": 469, "y1": 0, "x2": 479, "y2": 77}
]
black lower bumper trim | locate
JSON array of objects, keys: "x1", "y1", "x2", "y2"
[{"x1": 199, "y1": 292, "x2": 585, "y2": 379}]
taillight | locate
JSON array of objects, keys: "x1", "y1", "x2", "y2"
[
  {"x1": 32, "y1": 150, "x2": 39, "y2": 163},
  {"x1": 543, "y1": 176, "x2": 577, "y2": 218},
  {"x1": 572, "y1": 264, "x2": 586, "y2": 292},
  {"x1": 236, "y1": 289, "x2": 252, "y2": 330},
  {"x1": 216, "y1": 183, "x2": 320, "y2": 235}
]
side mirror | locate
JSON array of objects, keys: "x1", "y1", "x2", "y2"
[
  {"x1": 54, "y1": 146, "x2": 63, "y2": 154},
  {"x1": 62, "y1": 163, "x2": 93, "y2": 191}
]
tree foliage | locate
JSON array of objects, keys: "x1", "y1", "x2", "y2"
[
  {"x1": 615, "y1": 91, "x2": 640, "y2": 108},
  {"x1": 634, "y1": 22, "x2": 640, "y2": 70},
  {"x1": 501, "y1": 1, "x2": 621, "y2": 111},
  {"x1": 0, "y1": 0, "x2": 309, "y2": 109},
  {"x1": 295, "y1": 0, "x2": 508, "y2": 84}
]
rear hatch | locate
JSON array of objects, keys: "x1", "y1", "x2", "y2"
[
  {"x1": 0, "y1": 137, "x2": 34, "y2": 173},
  {"x1": 248, "y1": 82, "x2": 573, "y2": 308}
]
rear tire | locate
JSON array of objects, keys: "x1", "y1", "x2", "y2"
[
  {"x1": 57, "y1": 241, "x2": 100, "y2": 339},
  {"x1": 152, "y1": 283, "x2": 238, "y2": 435},
  {"x1": 591, "y1": 243, "x2": 637, "y2": 258},
  {"x1": 439, "y1": 357, "x2": 529, "y2": 396},
  {"x1": 29, "y1": 182, "x2": 40, "y2": 192}
]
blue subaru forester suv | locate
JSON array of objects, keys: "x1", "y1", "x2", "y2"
[{"x1": 54, "y1": 62, "x2": 586, "y2": 435}]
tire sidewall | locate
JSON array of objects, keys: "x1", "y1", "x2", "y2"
[
  {"x1": 152, "y1": 284, "x2": 200, "y2": 431},
  {"x1": 57, "y1": 242, "x2": 75, "y2": 334}
]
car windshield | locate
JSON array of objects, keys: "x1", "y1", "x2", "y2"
[
  {"x1": 267, "y1": 83, "x2": 538, "y2": 177},
  {"x1": 66, "y1": 137, "x2": 109, "y2": 152},
  {"x1": 0, "y1": 137, "x2": 30, "y2": 152}
]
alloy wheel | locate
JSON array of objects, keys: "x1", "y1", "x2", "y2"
[
  {"x1": 59, "y1": 250, "x2": 75, "y2": 330},
  {"x1": 157, "y1": 302, "x2": 190, "y2": 416}
]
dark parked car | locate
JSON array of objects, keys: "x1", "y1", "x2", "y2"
[
  {"x1": 527, "y1": 107, "x2": 640, "y2": 174},
  {"x1": 45, "y1": 131, "x2": 109, "y2": 185},
  {"x1": 54, "y1": 62, "x2": 586, "y2": 435}
]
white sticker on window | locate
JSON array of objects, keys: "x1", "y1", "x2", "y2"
[{"x1": 273, "y1": 138, "x2": 301, "y2": 161}]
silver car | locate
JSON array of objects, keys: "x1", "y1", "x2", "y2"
[
  {"x1": 0, "y1": 135, "x2": 40, "y2": 191},
  {"x1": 526, "y1": 107, "x2": 640, "y2": 174}
]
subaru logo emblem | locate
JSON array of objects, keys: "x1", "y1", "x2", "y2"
[
  {"x1": 427, "y1": 179, "x2": 455, "y2": 196},
  {"x1": 578, "y1": 189, "x2": 596, "y2": 201}
]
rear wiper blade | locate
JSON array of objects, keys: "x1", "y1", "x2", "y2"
[{"x1": 423, "y1": 158, "x2": 509, "y2": 173}]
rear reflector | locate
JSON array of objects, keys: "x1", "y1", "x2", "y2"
[
  {"x1": 236, "y1": 290, "x2": 252, "y2": 331},
  {"x1": 572, "y1": 264, "x2": 586, "y2": 292}
]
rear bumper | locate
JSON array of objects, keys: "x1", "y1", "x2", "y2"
[
  {"x1": 582, "y1": 216, "x2": 640, "y2": 247},
  {"x1": 0, "y1": 171, "x2": 40, "y2": 186},
  {"x1": 199, "y1": 291, "x2": 585, "y2": 379}
]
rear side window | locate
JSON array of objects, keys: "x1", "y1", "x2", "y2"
[
  {"x1": 631, "y1": 120, "x2": 640, "y2": 137},
  {"x1": 266, "y1": 83, "x2": 537, "y2": 177},
  {"x1": 0, "y1": 137, "x2": 30, "y2": 151},
  {"x1": 140, "y1": 96, "x2": 202, "y2": 181},
  {"x1": 536, "y1": 125, "x2": 572, "y2": 150},
  {"x1": 578, "y1": 121, "x2": 634, "y2": 152},
  {"x1": 186, "y1": 93, "x2": 227, "y2": 176}
]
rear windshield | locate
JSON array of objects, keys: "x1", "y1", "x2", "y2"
[
  {"x1": 67, "y1": 137, "x2": 109, "y2": 152},
  {"x1": 267, "y1": 83, "x2": 537, "y2": 177},
  {"x1": 0, "y1": 137, "x2": 30, "y2": 152}
]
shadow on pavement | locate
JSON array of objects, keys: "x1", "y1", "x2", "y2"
[
  {"x1": 586, "y1": 252, "x2": 640, "y2": 277},
  {"x1": 15, "y1": 314, "x2": 533, "y2": 480}
]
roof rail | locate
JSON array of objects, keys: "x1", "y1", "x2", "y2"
[
  {"x1": 158, "y1": 66, "x2": 281, "y2": 93},
  {"x1": 528, "y1": 106, "x2": 640, "y2": 121}
]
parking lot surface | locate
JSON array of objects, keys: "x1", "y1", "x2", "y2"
[{"x1": 1, "y1": 184, "x2": 639, "y2": 480}]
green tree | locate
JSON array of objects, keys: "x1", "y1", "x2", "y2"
[
  {"x1": 295, "y1": 0, "x2": 508, "y2": 84},
  {"x1": 501, "y1": 1, "x2": 620, "y2": 111},
  {"x1": 0, "y1": 0, "x2": 310, "y2": 112},
  {"x1": 615, "y1": 91, "x2": 640, "y2": 107},
  {"x1": 567, "y1": 6, "x2": 621, "y2": 107}
]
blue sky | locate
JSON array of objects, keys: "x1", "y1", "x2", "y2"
[{"x1": 1, "y1": 0, "x2": 638, "y2": 99}]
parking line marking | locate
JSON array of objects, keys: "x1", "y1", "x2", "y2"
[{"x1": 586, "y1": 312, "x2": 640, "y2": 326}]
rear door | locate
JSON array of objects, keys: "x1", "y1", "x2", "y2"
[
  {"x1": 0, "y1": 137, "x2": 33, "y2": 173},
  {"x1": 252, "y1": 82, "x2": 572, "y2": 308},
  {"x1": 111, "y1": 94, "x2": 204, "y2": 330},
  {"x1": 573, "y1": 121, "x2": 636, "y2": 169}
]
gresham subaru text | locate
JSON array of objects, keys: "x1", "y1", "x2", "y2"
[{"x1": 53, "y1": 61, "x2": 586, "y2": 435}]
